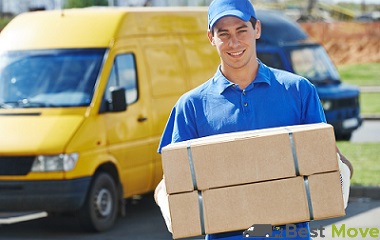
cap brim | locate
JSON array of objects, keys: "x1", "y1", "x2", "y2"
[{"x1": 209, "y1": 10, "x2": 251, "y2": 30}]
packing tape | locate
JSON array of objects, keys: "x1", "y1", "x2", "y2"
[
  {"x1": 197, "y1": 191, "x2": 206, "y2": 235},
  {"x1": 186, "y1": 142, "x2": 205, "y2": 234},
  {"x1": 303, "y1": 176, "x2": 314, "y2": 220},
  {"x1": 187, "y1": 141, "x2": 198, "y2": 190},
  {"x1": 284, "y1": 128, "x2": 301, "y2": 176}
]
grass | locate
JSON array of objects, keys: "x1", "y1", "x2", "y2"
[
  {"x1": 337, "y1": 141, "x2": 380, "y2": 186},
  {"x1": 338, "y1": 62, "x2": 380, "y2": 115},
  {"x1": 360, "y1": 92, "x2": 380, "y2": 115},
  {"x1": 336, "y1": 63, "x2": 379, "y2": 187},
  {"x1": 0, "y1": 17, "x2": 13, "y2": 30},
  {"x1": 338, "y1": 63, "x2": 380, "y2": 86}
]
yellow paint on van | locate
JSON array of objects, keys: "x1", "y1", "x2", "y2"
[{"x1": 0, "y1": 7, "x2": 219, "y2": 231}]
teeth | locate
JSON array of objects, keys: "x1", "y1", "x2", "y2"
[{"x1": 230, "y1": 51, "x2": 243, "y2": 56}]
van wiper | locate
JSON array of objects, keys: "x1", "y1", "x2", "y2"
[
  {"x1": 0, "y1": 102, "x2": 15, "y2": 108},
  {"x1": 0, "y1": 100, "x2": 52, "y2": 108}
]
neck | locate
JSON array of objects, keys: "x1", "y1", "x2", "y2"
[{"x1": 221, "y1": 60, "x2": 259, "y2": 90}]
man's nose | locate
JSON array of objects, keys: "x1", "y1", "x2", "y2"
[{"x1": 229, "y1": 34, "x2": 240, "y2": 47}]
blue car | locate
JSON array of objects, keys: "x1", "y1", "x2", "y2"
[{"x1": 256, "y1": 10, "x2": 362, "y2": 140}]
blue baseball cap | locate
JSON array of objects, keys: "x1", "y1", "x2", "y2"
[{"x1": 208, "y1": 0, "x2": 256, "y2": 31}]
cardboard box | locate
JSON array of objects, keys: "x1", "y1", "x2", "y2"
[
  {"x1": 169, "y1": 171, "x2": 345, "y2": 239},
  {"x1": 162, "y1": 123, "x2": 338, "y2": 194}
]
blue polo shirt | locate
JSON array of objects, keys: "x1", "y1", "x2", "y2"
[
  {"x1": 158, "y1": 61, "x2": 326, "y2": 240},
  {"x1": 158, "y1": 61, "x2": 326, "y2": 152}
]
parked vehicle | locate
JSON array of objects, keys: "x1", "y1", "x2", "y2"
[
  {"x1": 256, "y1": 10, "x2": 362, "y2": 140},
  {"x1": 0, "y1": 7, "x2": 219, "y2": 231},
  {"x1": 0, "y1": 7, "x2": 361, "y2": 232}
]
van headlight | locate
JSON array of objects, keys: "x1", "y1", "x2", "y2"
[{"x1": 31, "y1": 153, "x2": 79, "y2": 172}]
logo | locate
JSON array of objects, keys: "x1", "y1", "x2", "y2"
[
  {"x1": 243, "y1": 224, "x2": 273, "y2": 238},
  {"x1": 243, "y1": 224, "x2": 315, "y2": 238},
  {"x1": 243, "y1": 224, "x2": 380, "y2": 238}
]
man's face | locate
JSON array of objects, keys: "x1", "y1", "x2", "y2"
[{"x1": 208, "y1": 16, "x2": 261, "y2": 72}]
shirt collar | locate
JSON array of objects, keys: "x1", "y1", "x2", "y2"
[{"x1": 212, "y1": 60, "x2": 272, "y2": 94}]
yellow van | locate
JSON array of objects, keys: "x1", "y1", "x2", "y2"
[{"x1": 0, "y1": 7, "x2": 218, "y2": 231}]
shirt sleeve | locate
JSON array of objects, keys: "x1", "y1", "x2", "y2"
[
  {"x1": 157, "y1": 97, "x2": 198, "y2": 153},
  {"x1": 300, "y1": 79, "x2": 327, "y2": 124}
]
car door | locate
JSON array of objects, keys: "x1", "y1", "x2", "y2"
[{"x1": 102, "y1": 47, "x2": 154, "y2": 197}]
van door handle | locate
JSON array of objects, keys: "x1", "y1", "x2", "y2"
[{"x1": 137, "y1": 117, "x2": 148, "y2": 122}]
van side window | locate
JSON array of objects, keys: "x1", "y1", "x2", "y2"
[
  {"x1": 105, "y1": 54, "x2": 138, "y2": 106},
  {"x1": 257, "y1": 52, "x2": 284, "y2": 70}
]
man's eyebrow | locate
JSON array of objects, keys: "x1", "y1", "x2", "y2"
[
  {"x1": 236, "y1": 23, "x2": 249, "y2": 30},
  {"x1": 215, "y1": 23, "x2": 249, "y2": 33}
]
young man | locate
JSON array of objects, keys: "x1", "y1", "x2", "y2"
[{"x1": 155, "y1": 0, "x2": 353, "y2": 239}]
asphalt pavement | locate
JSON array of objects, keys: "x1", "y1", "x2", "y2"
[{"x1": 309, "y1": 197, "x2": 380, "y2": 240}]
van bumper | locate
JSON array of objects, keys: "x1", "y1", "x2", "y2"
[
  {"x1": 329, "y1": 116, "x2": 363, "y2": 134},
  {"x1": 0, "y1": 177, "x2": 91, "y2": 212}
]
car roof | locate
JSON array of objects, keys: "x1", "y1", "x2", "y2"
[{"x1": 256, "y1": 9, "x2": 308, "y2": 45}]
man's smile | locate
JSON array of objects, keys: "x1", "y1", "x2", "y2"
[{"x1": 228, "y1": 50, "x2": 245, "y2": 57}]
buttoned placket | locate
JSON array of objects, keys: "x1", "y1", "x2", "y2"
[{"x1": 241, "y1": 89, "x2": 249, "y2": 111}]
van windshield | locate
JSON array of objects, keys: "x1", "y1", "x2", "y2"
[
  {"x1": 0, "y1": 49, "x2": 105, "y2": 108},
  {"x1": 288, "y1": 45, "x2": 340, "y2": 84}
]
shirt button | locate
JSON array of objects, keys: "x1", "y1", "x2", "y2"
[
  {"x1": 242, "y1": 91, "x2": 246, "y2": 95},
  {"x1": 244, "y1": 102, "x2": 248, "y2": 107}
]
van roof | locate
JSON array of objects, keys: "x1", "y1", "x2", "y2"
[
  {"x1": 0, "y1": 7, "x2": 208, "y2": 50},
  {"x1": 256, "y1": 9, "x2": 308, "y2": 45}
]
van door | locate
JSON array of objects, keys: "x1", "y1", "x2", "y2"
[{"x1": 101, "y1": 45, "x2": 154, "y2": 197}]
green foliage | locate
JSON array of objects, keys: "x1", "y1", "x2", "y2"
[{"x1": 64, "y1": 0, "x2": 108, "y2": 8}]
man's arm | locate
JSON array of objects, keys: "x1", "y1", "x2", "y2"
[
  {"x1": 154, "y1": 178, "x2": 165, "y2": 204},
  {"x1": 154, "y1": 177, "x2": 172, "y2": 232},
  {"x1": 336, "y1": 146, "x2": 353, "y2": 179}
]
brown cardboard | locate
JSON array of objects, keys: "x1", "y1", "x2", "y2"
[
  {"x1": 162, "y1": 123, "x2": 338, "y2": 194},
  {"x1": 169, "y1": 171, "x2": 345, "y2": 239}
]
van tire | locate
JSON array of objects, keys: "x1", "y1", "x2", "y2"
[{"x1": 78, "y1": 172, "x2": 118, "y2": 232}]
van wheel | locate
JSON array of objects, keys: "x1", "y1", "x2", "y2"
[{"x1": 78, "y1": 172, "x2": 118, "y2": 232}]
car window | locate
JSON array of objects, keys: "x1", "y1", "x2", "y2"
[{"x1": 105, "y1": 53, "x2": 138, "y2": 105}]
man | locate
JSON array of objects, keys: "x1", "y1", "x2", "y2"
[{"x1": 155, "y1": 0, "x2": 353, "y2": 239}]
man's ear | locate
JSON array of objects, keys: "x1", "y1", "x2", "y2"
[
  {"x1": 255, "y1": 20, "x2": 261, "y2": 39},
  {"x1": 207, "y1": 30, "x2": 216, "y2": 46}
]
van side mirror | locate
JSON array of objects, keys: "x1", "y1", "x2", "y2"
[{"x1": 110, "y1": 87, "x2": 127, "y2": 112}]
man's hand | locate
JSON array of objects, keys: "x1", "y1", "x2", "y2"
[
  {"x1": 154, "y1": 178, "x2": 172, "y2": 233},
  {"x1": 337, "y1": 153, "x2": 351, "y2": 209},
  {"x1": 336, "y1": 146, "x2": 353, "y2": 179}
]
